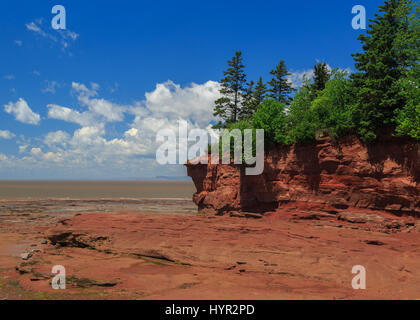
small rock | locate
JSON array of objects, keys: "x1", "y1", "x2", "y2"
[
  {"x1": 236, "y1": 261, "x2": 247, "y2": 265},
  {"x1": 244, "y1": 213, "x2": 263, "y2": 219},
  {"x1": 20, "y1": 252, "x2": 33, "y2": 260},
  {"x1": 364, "y1": 240, "x2": 385, "y2": 246},
  {"x1": 225, "y1": 265, "x2": 236, "y2": 270},
  {"x1": 41, "y1": 240, "x2": 47, "y2": 245}
]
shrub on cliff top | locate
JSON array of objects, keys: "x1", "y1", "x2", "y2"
[{"x1": 252, "y1": 99, "x2": 290, "y2": 147}]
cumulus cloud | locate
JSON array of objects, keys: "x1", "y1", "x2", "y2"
[
  {"x1": 72, "y1": 82, "x2": 126, "y2": 122},
  {"x1": 1, "y1": 80, "x2": 222, "y2": 178},
  {"x1": 47, "y1": 82, "x2": 126, "y2": 126},
  {"x1": 30, "y1": 147, "x2": 43, "y2": 157},
  {"x1": 47, "y1": 104, "x2": 93, "y2": 127},
  {"x1": 44, "y1": 130, "x2": 70, "y2": 147},
  {"x1": 139, "y1": 80, "x2": 220, "y2": 126},
  {"x1": 4, "y1": 98, "x2": 41, "y2": 125},
  {"x1": 0, "y1": 130, "x2": 15, "y2": 140}
]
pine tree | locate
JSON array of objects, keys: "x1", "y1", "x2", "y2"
[
  {"x1": 241, "y1": 77, "x2": 267, "y2": 119},
  {"x1": 351, "y1": 0, "x2": 417, "y2": 142},
  {"x1": 213, "y1": 51, "x2": 247, "y2": 128},
  {"x1": 254, "y1": 77, "x2": 267, "y2": 106},
  {"x1": 312, "y1": 62, "x2": 331, "y2": 92},
  {"x1": 240, "y1": 80, "x2": 255, "y2": 120},
  {"x1": 267, "y1": 60, "x2": 294, "y2": 104}
]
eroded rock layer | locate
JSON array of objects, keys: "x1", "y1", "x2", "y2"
[{"x1": 186, "y1": 136, "x2": 420, "y2": 216}]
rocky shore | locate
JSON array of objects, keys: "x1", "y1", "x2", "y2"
[{"x1": 0, "y1": 198, "x2": 419, "y2": 299}]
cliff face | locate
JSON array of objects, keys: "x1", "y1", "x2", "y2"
[{"x1": 186, "y1": 136, "x2": 420, "y2": 217}]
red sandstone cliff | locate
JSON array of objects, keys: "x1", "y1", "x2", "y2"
[{"x1": 186, "y1": 136, "x2": 420, "y2": 217}]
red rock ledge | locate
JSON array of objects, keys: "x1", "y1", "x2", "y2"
[{"x1": 186, "y1": 135, "x2": 420, "y2": 217}]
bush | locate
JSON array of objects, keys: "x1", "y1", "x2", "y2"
[
  {"x1": 311, "y1": 70, "x2": 354, "y2": 139},
  {"x1": 252, "y1": 99, "x2": 290, "y2": 146},
  {"x1": 286, "y1": 84, "x2": 318, "y2": 144},
  {"x1": 394, "y1": 75, "x2": 420, "y2": 140}
]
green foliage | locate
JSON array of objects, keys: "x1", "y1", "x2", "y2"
[
  {"x1": 213, "y1": 51, "x2": 247, "y2": 127},
  {"x1": 267, "y1": 60, "x2": 294, "y2": 104},
  {"x1": 287, "y1": 81, "x2": 318, "y2": 144},
  {"x1": 394, "y1": 73, "x2": 420, "y2": 139},
  {"x1": 351, "y1": 0, "x2": 418, "y2": 142},
  {"x1": 218, "y1": 120, "x2": 257, "y2": 164},
  {"x1": 241, "y1": 77, "x2": 267, "y2": 119},
  {"x1": 211, "y1": 1, "x2": 419, "y2": 147},
  {"x1": 252, "y1": 99, "x2": 290, "y2": 146},
  {"x1": 311, "y1": 70, "x2": 354, "y2": 139},
  {"x1": 395, "y1": 103, "x2": 420, "y2": 140},
  {"x1": 312, "y1": 62, "x2": 331, "y2": 93}
]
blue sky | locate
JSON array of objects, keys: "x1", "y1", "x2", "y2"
[{"x1": 0, "y1": 0, "x2": 385, "y2": 179}]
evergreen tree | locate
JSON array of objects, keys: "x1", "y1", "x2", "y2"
[
  {"x1": 213, "y1": 51, "x2": 247, "y2": 128},
  {"x1": 351, "y1": 0, "x2": 418, "y2": 142},
  {"x1": 241, "y1": 77, "x2": 267, "y2": 119},
  {"x1": 267, "y1": 60, "x2": 294, "y2": 104},
  {"x1": 312, "y1": 62, "x2": 331, "y2": 92},
  {"x1": 394, "y1": 2, "x2": 420, "y2": 140},
  {"x1": 254, "y1": 77, "x2": 267, "y2": 106},
  {"x1": 240, "y1": 80, "x2": 255, "y2": 120}
]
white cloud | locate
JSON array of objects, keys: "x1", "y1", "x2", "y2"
[
  {"x1": 0, "y1": 80, "x2": 221, "y2": 178},
  {"x1": 287, "y1": 63, "x2": 352, "y2": 89},
  {"x1": 47, "y1": 82, "x2": 126, "y2": 126},
  {"x1": 14, "y1": 40, "x2": 23, "y2": 47},
  {"x1": 71, "y1": 126, "x2": 105, "y2": 146},
  {"x1": 30, "y1": 147, "x2": 42, "y2": 156},
  {"x1": 288, "y1": 69, "x2": 315, "y2": 89},
  {"x1": 42, "y1": 80, "x2": 60, "y2": 94},
  {"x1": 0, "y1": 130, "x2": 15, "y2": 140},
  {"x1": 4, "y1": 98, "x2": 41, "y2": 125},
  {"x1": 19, "y1": 145, "x2": 28, "y2": 153},
  {"x1": 26, "y1": 20, "x2": 79, "y2": 52},
  {"x1": 26, "y1": 22, "x2": 57, "y2": 41},
  {"x1": 139, "y1": 80, "x2": 220, "y2": 126},
  {"x1": 72, "y1": 82, "x2": 126, "y2": 122},
  {"x1": 47, "y1": 104, "x2": 94, "y2": 127},
  {"x1": 44, "y1": 130, "x2": 70, "y2": 147}
]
